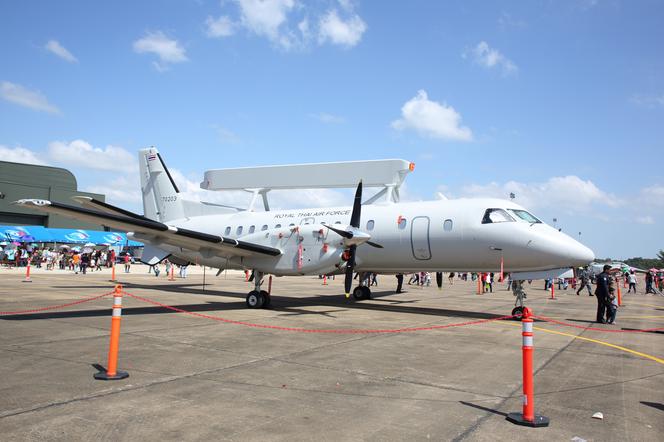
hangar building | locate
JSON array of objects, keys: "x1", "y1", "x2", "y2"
[{"x1": 0, "y1": 160, "x2": 107, "y2": 230}]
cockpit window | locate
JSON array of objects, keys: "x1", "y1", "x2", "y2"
[
  {"x1": 509, "y1": 209, "x2": 541, "y2": 224},
  {"x1": 482, "y1": 208, "x2": 515, "y2": 224}
]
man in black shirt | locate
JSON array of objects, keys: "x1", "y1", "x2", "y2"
[{"x1": 594, "y1": 265, "x2": 611, "y2": 323}]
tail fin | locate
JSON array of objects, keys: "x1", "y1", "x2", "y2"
[{"x1": 139, "y1": 147, "x2": 185, "y2": 222}]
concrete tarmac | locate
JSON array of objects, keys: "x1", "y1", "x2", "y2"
[{"x1": 1, "y1": 266, "x2": 662, "y2": 441}]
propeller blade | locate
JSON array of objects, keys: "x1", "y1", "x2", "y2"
[
  {"x1": 350, "y1": 181, "x2": 362, "y2": 228},
  {"x1": 436, "y1": 272, "x2": 443, "y2": 288},
  {"x1": 325, "y1": 224, "x2": 353, "y2": 239},
  {"x1": 366, "y1": 241, "x2": 383, "y2": 249},
  {"x1": 344, "y1": 244, "x2": 356, "y2": 297}
]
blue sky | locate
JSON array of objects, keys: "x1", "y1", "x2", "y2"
[{"x1": 1, "y1": 0, "x2": 662, "y2": 259}]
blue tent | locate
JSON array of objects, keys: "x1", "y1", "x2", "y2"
[{"x1": 0, "y1": 225, "x2": 142, "y2": 246}]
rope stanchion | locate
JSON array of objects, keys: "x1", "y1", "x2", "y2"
[
  {"x1": 268, "y1": 275, "x2": 272, "y2": 294},
  {"x1": 122, "y1": 290, "x2": 515, "y2": 334},
  {"x1": 617, "y1": 283, "x2": 622, "y2": 307},
  {"x1": 322, "y1": 275, "x2": 328, "y2": 285},
  {"x1": 169, "y1": 265, "x2": 175, "y2": 281},
  {"x1": 94, "y1": 284, "x2": 129, "y2": 381},
  {"x1": 109, "y1": 263, "x2": 116, "y2": 282},
  {"x1": 23, "y1": 259, "x2": 32, "y2": 283},
  {"x1": 507, "y1": 307, "x2": 550, "y2": 427},
  {"x1": 549, "y1": 282, "x2": 556, "y2": 300},
  {"x1": 477, "y1": 276, "x2": 482, "y2": 295}
]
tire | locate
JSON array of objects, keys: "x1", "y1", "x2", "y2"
[
  {"x1": 360, "y1": 286, "x2": 372, "y2": 299},
  {"x1": 246, "y1": 290, "x2": 264, "y2": 308},
  {"x1": 260, "y1": 290, "x2": 271, "y2": 308},
  {"x1": 511, "y1": 306, "x2": 524, "y2": 320},
  {"x1": 352, "y1": 287, "x2": 364, "y2": 300}
]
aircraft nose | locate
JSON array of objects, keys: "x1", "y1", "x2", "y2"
[{"x1": 567, "y1": 240, "x2": 595, "y2": 267}]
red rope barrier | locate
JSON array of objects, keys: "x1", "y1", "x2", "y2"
[
  {"x1": 533, "y1": 315, "x2": 664, "y2": 333},
  {"x1": 0, "y1": 291, "x2": 115, "y2": 316},
  {"x1": 122, "y1": 291, "x2": 516, "y2": 334}
]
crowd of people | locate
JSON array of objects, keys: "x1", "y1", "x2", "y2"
[{"x1": 0, "y1": 245, "x2": 118, "y2": 274}]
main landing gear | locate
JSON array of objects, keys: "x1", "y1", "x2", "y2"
[
  {"x1": 246, "y1": 270, "x2": 271, "y2": 309},
  {"x1": 351, "y1": 273, "x2": 372, "y2": 300}
]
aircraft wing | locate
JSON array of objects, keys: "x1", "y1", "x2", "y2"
[{"x1": 14, "y1": 199, "x2": 281, "y2": 259}]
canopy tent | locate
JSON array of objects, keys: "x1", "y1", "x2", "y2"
[{"x1": 0, "y1": 225, "x2": 142, "y2": 246}]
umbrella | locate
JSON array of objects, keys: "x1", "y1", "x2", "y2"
[
  {"x1": 58, "y1": 244, "x2": 71, "y2": 249},
  {"x1": 84, "y1": 242, "x2": 96, "y2": 247},
  {"x1": 82, "y1": 247, "x2": 93, "y2": 254},
  {"x1": 0, "y1": 241, "x2": 7, "y2": 246},
  {"x1": 71, "y1": 246, "x2": 81, "y2": 252}
]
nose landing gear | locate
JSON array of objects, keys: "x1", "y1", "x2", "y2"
[{"x1": 511, "y1": 280, "x2": 528, "y2": 319}]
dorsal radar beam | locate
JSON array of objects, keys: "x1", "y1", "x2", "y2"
[{"x1": 201, "y1": 159, "x2": 415, "y2": 211}]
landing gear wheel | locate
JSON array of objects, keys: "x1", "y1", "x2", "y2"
[
  {"x1": 352, "y1": 286, "x2": 364, "y2": 300},
  {"x1": 246, "y1": 290, "x2": 264, "y2": 308},
  {"x1": 360, "y1": 286, "x2": 372, "y2": 299},
  {"x1": 511, "y1": 306, "x2": 524, "y2": 320},
  {"x1": 260, "y1": 290, "x2": 271, "y2": 308}
]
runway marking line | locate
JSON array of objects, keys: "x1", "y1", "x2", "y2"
[
  {"x1": 626, "y1": 302, "x2": 664, "y2": 309},
  {"x1": 495, "y1": 322, "x2": 664, "y2": 366}
]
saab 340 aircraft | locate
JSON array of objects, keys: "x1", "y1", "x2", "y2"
[{"x1": 16, "y1": 147, "x2": 594, "y2": 309}]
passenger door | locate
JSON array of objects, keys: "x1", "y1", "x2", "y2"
[{"x1": 411, "y1": 216, "x2": 431, "y2": 260}]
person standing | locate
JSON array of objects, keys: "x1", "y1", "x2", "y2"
[
  {"x1": 123, "y1": 253, "x2": 131, "y2": 273},
  {"x1": 627, "y1": 270, "x2": 637, "y2": 294},
  {"x1": 606, "y1": 279, "x2": 618, "y2": 324},
  {"x1": 576, "y1": 267, "x2": 593, "y2": 296},
  {"x1": 594, "y1": 265, "x2": 612, "y2": 323},
  {"x1": 80, "y1": 253, "x2": 89, "y2": 275},
  {"x1": 395, "y1": 274, "x2": 404, "y2": 293}
]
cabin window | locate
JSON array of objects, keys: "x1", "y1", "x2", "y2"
[
  {"x1": 398, "y1": 217, "x2": 407, "y2": 230},
  {"x1": 249, "y1": 225, "x2": 255, "y2": 234},
  {"x1": 289, "y1": 223, "x2": 295, "y2": 227},
  {"x1": 481, "y1": 209, "x2": 515, "y2": 224},
  {"x1": 334, "y1": 221, "x2": 342, "y2": 224},
  {"x1": 366, "y1": 220, "x2": 375, "y2": 231},
  {"x1": 224, "y1": 226, "x2": 231, "y2": 235},
  {"x1": 275, "y1": 224, "x2": 282, "y2": 228},
  {"x1": 443, "y1": 219, "x2": 453, "y2": 231},
  {"x1": 236, "y1": 226, "x2": 243, "y2": 235},
  {"x1": 261, "y1": 224, "x2": 268, "y2": 231}
]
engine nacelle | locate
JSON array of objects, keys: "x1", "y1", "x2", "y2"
[{"x1": 241, "y1": 224, "x2": 346, "y2": 276}]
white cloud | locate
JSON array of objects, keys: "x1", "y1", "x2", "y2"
[
  {"x1": 497, "y1": 12, "x2": 526, "y2": 29},
  {"x1": 636, "y1": 216, "x2": 655, "y2": 225},
  {"x1": 630, "y1": 94, "x2": 664, "y2": 108},
  {"x1": 205, "y1": 0, "x2": 367, "y2": 51},
  {"x1": 87, "y1": 175, "x2": 142, "y2": 204},
  {"x1": 44, "y1": 40, "x2": 78, "y2": 63},
  {"x1": 0, "y1": 145, "x2": 49, "y2": 165},
  {"x1": 1, "y1": 81, "x2": 61, "y2": 114},
  {"x1": 47, "y1": 140, "x2": 138, "y2": 172},
  {"x1": 639, "y1": 185, "x2": 664, "y2": 207},
  {"x1": 318, "y1": 8, "x2": 367, "y2": 47},
  {"x1": 237, "y1": 0, "x2": 295, "y2": 46},
  {"x1": 133, "y1": 31, "x2": 187, "y2": 70},
  {"x1": 461, "y1": 175, "x2": 621, "y2": 212},
  {"x1": 466, "y1": 41, "x2": 518, "y2": 75},
  {"x1": 205, "y1": 15, "x2": 236, "y2": 38},
  {"x1": 311, "y1": 112, "x2": 346, "y2": 124},
  {"x1": 391, "y1": 90, "x2": 473, "y2": 141}
]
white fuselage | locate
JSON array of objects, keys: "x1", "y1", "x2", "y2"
[{"x1": 138, "y1": 197, "x2": 594, "y2": 276}]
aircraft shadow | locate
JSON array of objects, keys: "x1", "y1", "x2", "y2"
[
  {"x1": 0, "y1": 289, "x2": 509, "y2": 322},
  {"x1": 640, "y1": 401, "x2": 664, "y2": 412}
]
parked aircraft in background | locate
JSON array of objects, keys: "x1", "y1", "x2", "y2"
[{"x1": 16, "y1": 147, "x2": 594, "y2": 309}]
